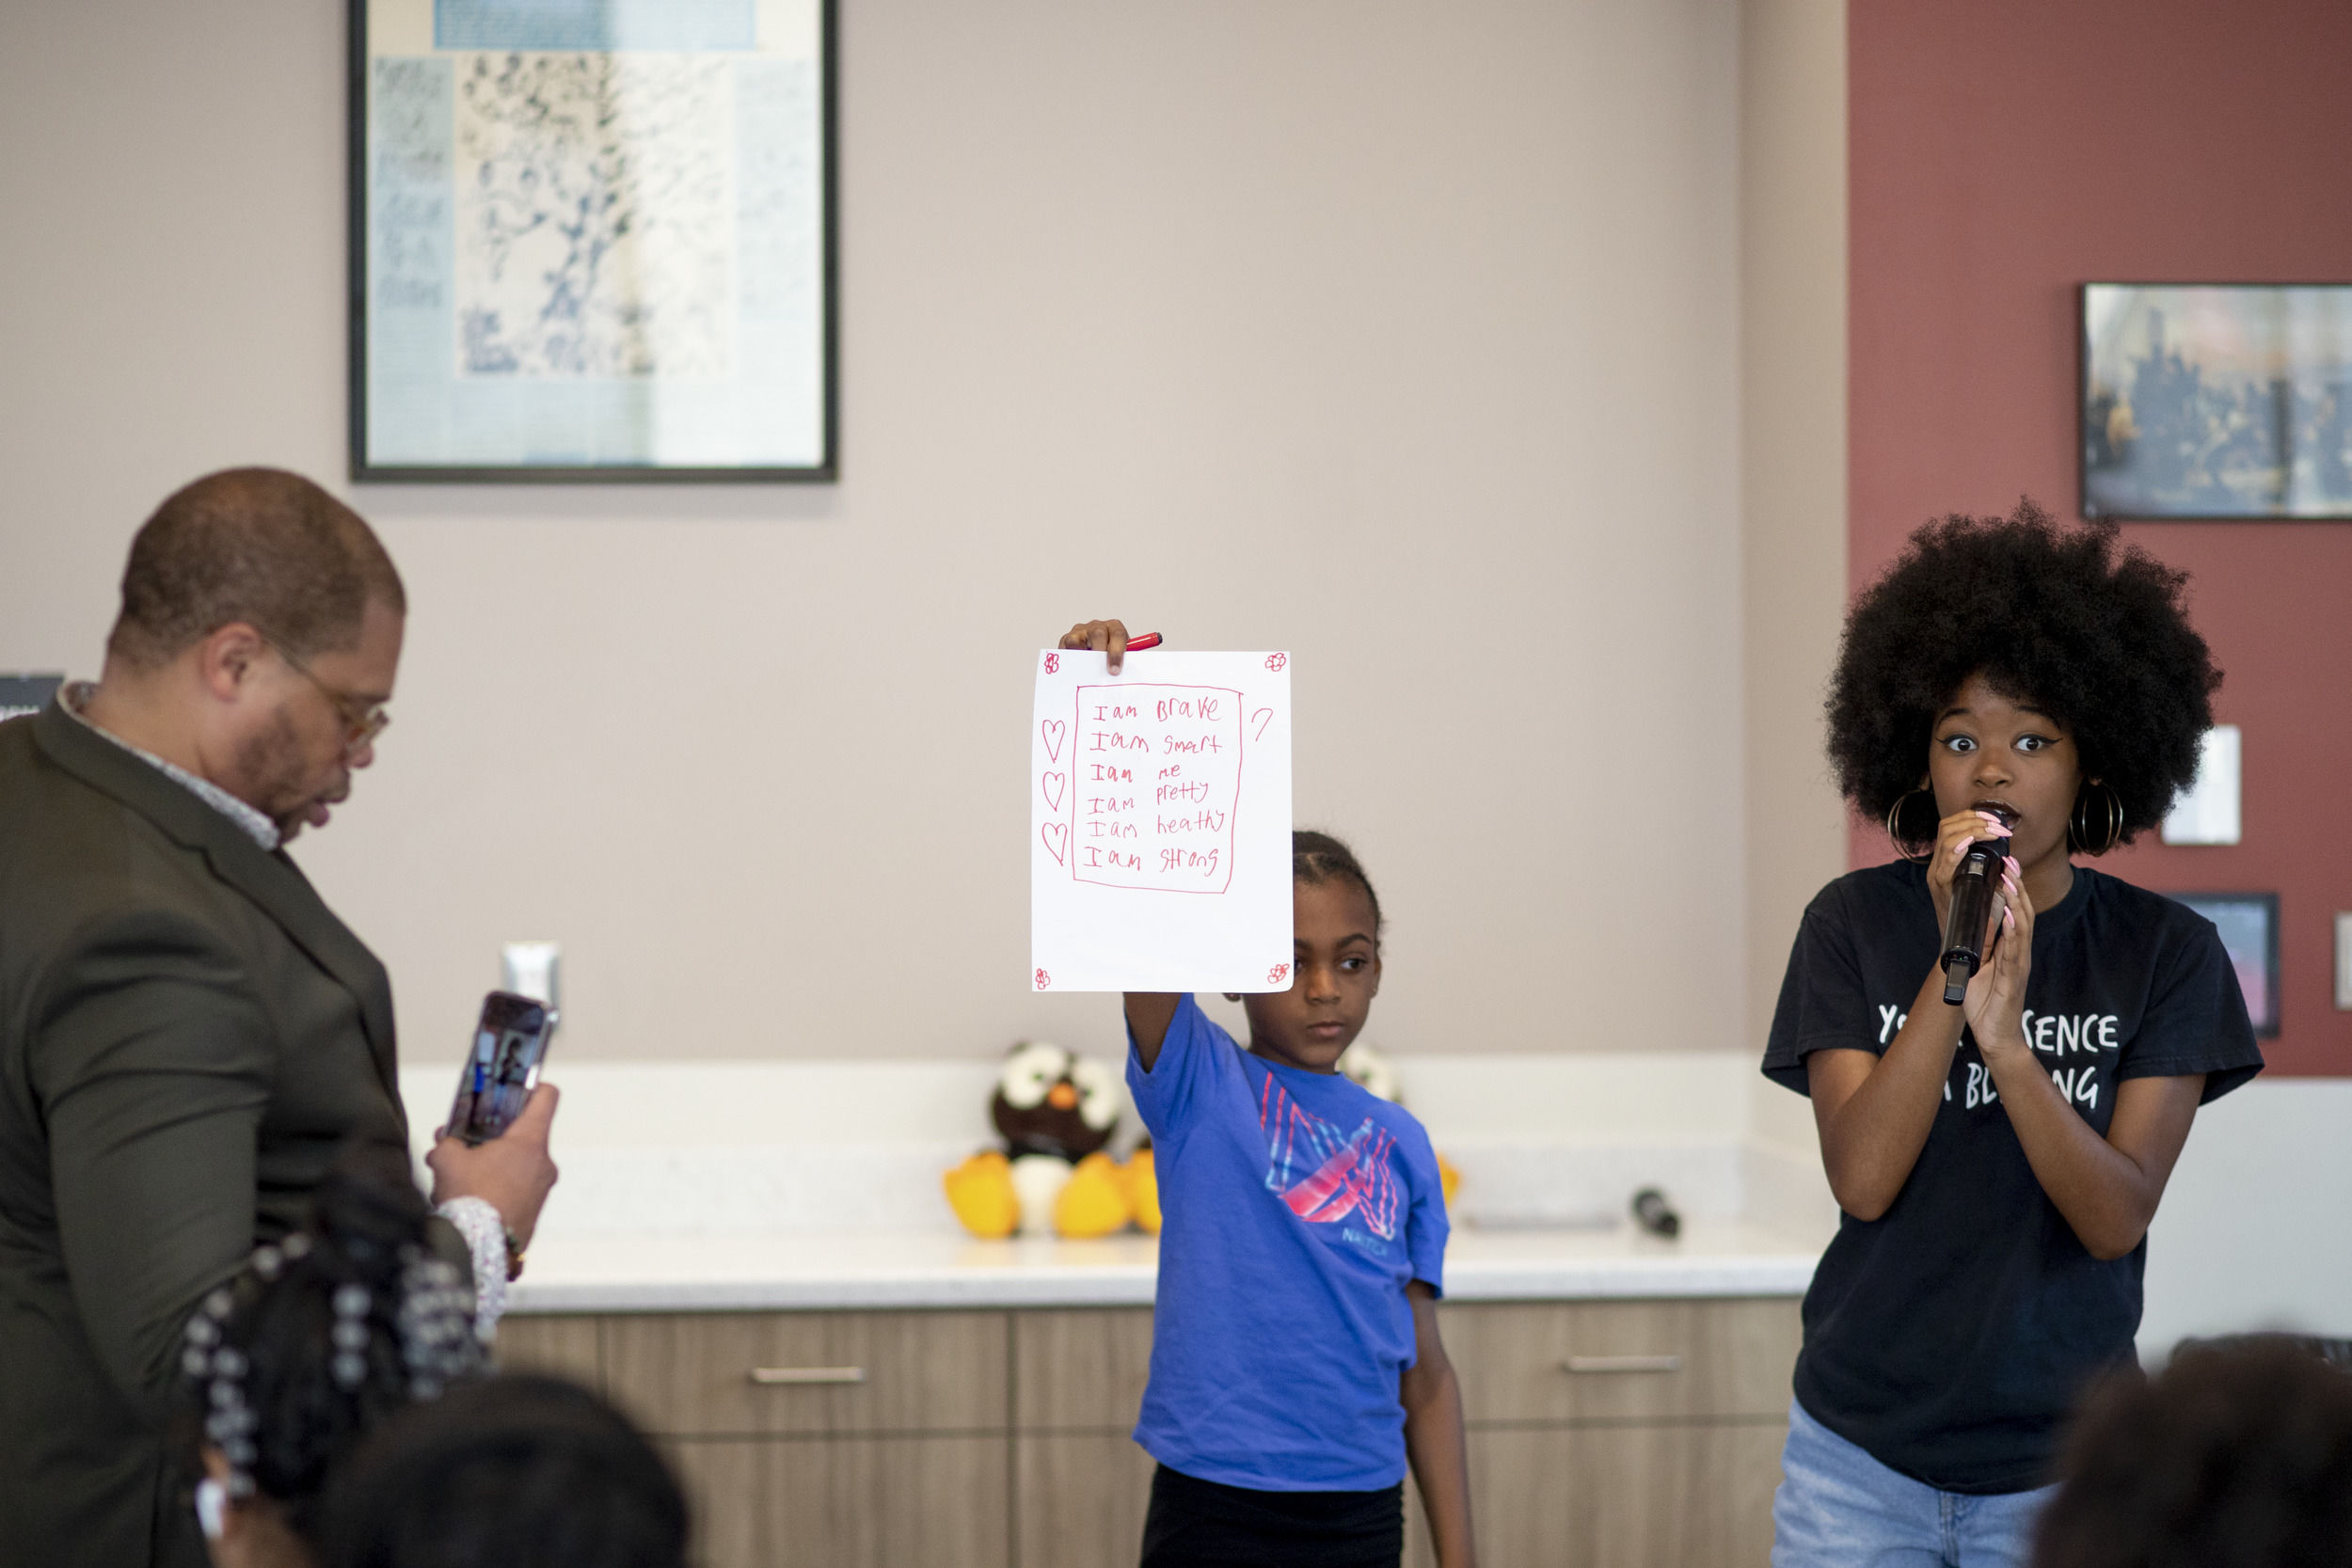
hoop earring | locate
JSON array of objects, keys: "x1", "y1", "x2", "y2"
[
  {"x1": 2068, "y1": 781, "x2": 2123, "y2": 856},
  {"x1": 1885, "y1": 787, "x2": 1935, "y2": 863}
]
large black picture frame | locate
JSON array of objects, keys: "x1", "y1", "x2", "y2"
[
  {"x1": 2081, "y1": 282, "x2": 2352, "y2": 521},
  {"x1": 347, "y1": 0, "x2": 838, "y2": 483}
]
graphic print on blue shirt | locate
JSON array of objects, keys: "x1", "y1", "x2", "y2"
[
  {"x1": 1260, "y1": 1072, "x2": 1402, "y2": 1251},
  {"x1": 1127, "y1": 994, "x2": 1447, "y2": 1492}
]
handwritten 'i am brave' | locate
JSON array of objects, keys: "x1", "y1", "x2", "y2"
[{"x1": 1067, "y1": 683, "x2": 1243, "y2": 893}]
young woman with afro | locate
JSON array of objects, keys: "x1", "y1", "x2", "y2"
[{"x1": 1759, "y1": 501, "x2": 2265, "y2": 1567}]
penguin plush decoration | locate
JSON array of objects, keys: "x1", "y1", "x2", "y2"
[
  {"x1": 993, "y1": 1041, "x2": 1118, "y2": 1161},
  {"x1": 942, "y1": 1043, "x2": 1136, "y2": 1240},
  {"x1": 993, "y1": 1043, "x2": 1119, "y2": 1234}
]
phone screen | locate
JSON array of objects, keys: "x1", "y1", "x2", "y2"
[{"x1": 447, "y1": 991, "x2": 553, "y2": 1144}]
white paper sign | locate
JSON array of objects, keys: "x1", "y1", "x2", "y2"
[{"x1": 1030, "y1": 649, "x2": 1293, "y2": 992}]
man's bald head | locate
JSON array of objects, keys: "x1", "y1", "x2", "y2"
[{"x1": 108, "y1": 468, "x2": 405, "y2": 671}]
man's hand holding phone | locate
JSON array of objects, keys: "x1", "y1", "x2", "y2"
[{"x1": 427, "y1": 1082, "x2": 561, "y2": 1254}]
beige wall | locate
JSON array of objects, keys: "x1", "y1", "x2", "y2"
[
  {"x1": 1738, "y1": 0, "x2": 1850, "y2": 1140},
  {"x1": 0, "y1": 1, "x2": 1815, "y2": 1066}
]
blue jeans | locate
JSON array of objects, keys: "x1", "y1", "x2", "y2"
[{"x1": 1772, "y1": 1400, "x2": 2057, "y2": 1568}]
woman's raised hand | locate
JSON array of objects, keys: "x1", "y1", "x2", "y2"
[
  {"x1": 1925, "y1": 807, "x2": 2015, "y2": 933},
  {"x1": 1059, "y1": 619, "x2": 1134, "y2": 673},
  {"x1": 1962, "y1": 858, "x2": 2034, "y2": 1056}
]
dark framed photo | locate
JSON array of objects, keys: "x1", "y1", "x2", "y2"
[
  {"x1": 2081, "y1": 283, "x2": 2352, "y2": 519},
  {"x1": 2172, "y1": 892, "x2": 2281, "y2": 1038},
  {"x1": 348, "y1": 0, "x2": 837, "y2": 482}
]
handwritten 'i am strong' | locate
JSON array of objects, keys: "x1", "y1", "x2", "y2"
[{"x1": 1071, "y1": 684, "x2": 1244, "y2": 894}]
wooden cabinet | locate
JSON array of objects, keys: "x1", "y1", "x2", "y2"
[
  {"x1": 1438, "y1": 1297, "x2": 1801, "y2": 1568},
  {"x1": 602, "y1": 1308, "x2": 1009, "y2": 1436},
  {"x1": 491, "y1": 1310, "x2": 602, "y2": 1385},
  {"x1": 1009, "y1": 1309, "x2": 1156, "y2": 1568},
  {"x1": 1464, "y1": 1419, "x2": 1787, "y2": 1566},
  {"x1": 1011, "y1": 1308, "x2": 1153, "y2": 1431},
  {"x1": 1444, "y1": 1297, "x2": 1801, "y2": 1424},
  {"x1": 672, "y1": 1436, "x2": 1009, "y2": 1568},
  {"x1": 1013, "y1": 1433, "x2": 1155, "y2": 1568},
  {"x1": 498, "y1": 1295, "x2": 1798, "y2": 1568}
]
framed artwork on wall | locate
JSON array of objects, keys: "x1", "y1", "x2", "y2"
[
  {"x1": 2171, "y1": 892, "x2": 2282, "y2": 1038},
  {"x1": 2081, "y1": 283, "x2": 2352, "y2": 519},
  {"x1": 348, "y1": 0, "x2": 836, "y2": 482}
]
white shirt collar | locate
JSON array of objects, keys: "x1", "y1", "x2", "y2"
[{"x1": 60, "y1": 681, "x2": 282, "y2": 852}]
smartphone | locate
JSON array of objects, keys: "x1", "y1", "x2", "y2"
[{"x1": 447, "y1": 991, "x2": 556, "y2": 1145}]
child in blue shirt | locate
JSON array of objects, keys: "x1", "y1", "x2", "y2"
[{"x1": 1058, "y1": 619, "x2": 1475, "y2": 1568}]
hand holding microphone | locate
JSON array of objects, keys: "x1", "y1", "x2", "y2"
[{"x1": 1936, "y1": 804, "x2": 2017, "y2": 1006}]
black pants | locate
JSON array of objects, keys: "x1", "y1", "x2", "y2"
[{"x1": 1139, "y1": 1463, "x2": 1405, "y2": 1568}]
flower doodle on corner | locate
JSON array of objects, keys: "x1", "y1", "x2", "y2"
[
  {"x1": 1265, "y1": 652, "x2": 1287, "y2": 672},
  {"x1": 1035, "y1": 969, "x2": 1051, "y2": 990},
  {"x1": 1044, "y1": 652, "x2": 1060, "y2": 674},
  {"x1": 1269, "y1": 963, "x2": 1291, "y2": 986}
]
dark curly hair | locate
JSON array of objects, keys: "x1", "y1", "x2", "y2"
[
  {"x1": 178, "y1": 1140, "x2": 482, "y2": 1544},
  {"x1": 1827, "y1": 499, "x2": 2220, "y2": 847},
  {"x1": 321, "y1": 1374, "x2": 689, "y2": 1568},
  {"x1": 1294, "y1": 830, "x2": 1381, "y2": 938},
  {"x1": 2033, "y1": 1337, "x2": 2352, "y2": 1568}
]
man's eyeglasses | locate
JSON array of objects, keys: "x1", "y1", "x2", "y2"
[{"x1": 257, "y1": 633, "x2": 390, "y2": 754}]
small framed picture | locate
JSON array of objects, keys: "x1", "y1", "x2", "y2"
[
  {"x1": 2172, "y1": 892, "x2": 2281, "y2": 1038},
  {"x1": 2082, "y1": 283, "x2": 2352, "y2": 519},
  {"x1": 349, "y1": 0, "x2": 837, "y2": 481}
]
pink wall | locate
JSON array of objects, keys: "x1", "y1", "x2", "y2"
[{"x1": 1849, "y1": 1, "x2": 2352, "y2": 1074}]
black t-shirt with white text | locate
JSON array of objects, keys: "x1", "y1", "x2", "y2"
[{"x1": 1761, "y1": 860, "x2": 2262, "y2": 1494}]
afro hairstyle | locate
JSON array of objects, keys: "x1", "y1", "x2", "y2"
[
  {"x1": 2032, "y1": 1337, "x2": 2352, "y2": 1568},
  {"x1": 1826, "y1": 499, "x2": 2220, "y2": 847}
]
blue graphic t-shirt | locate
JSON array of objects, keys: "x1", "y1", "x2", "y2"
[{"x1": 1128, "y1": 995, "x2": 1448, "y2": 1493}]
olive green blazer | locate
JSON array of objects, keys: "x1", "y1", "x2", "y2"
[{"x1": 0, "y1": 702, "x2": 419, "y2": 1567}]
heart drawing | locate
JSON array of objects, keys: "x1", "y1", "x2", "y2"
[
  {"x1": 1040, "y1": 821, "x2": 1068, "y2": 864},
  {"x1": 1041, "y1": 771, "x2": 1065, "y2": 811},
  {"x1": 1040, "y1": 718, "x2": 1066, "y2": 761}
]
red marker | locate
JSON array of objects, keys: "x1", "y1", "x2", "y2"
[{"x1": 1123, "y1": 633, "x2": 1162, "y2": 651}]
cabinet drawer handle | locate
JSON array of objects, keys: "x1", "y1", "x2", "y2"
[
  {"x1": 748, "y1": 1366, "x2": 867, "y2": 1386},
  {"x1": 1563, "y1": 1354, "x2": 1683, "y2": 1374}
]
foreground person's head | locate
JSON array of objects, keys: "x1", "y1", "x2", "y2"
[
  {"x1": 182, "y1": 1142, "x2": 482, "y2": 1568},
  {"x1": 2034, "y1": 1337, "x2": 2352, "y2": 1568},
  {"x1": 320, "y1": 1374, "x2": 689, "y2": 1568}
]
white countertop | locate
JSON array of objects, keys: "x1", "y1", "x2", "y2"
[
  {"x1": 412, "y1": 1054, "x2": 1841, "y2": 1316},
  {"x1": 507, "y1": 1218, "x2": 1823, "y2": 1314}
]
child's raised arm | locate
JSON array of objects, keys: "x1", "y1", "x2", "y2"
[
  {"x1": 1060, "y1": 616, "x2": 1175, "y2": 1067},
  {"x1": 1124, "y1": 994, "x2": 1181, "y2": 1071}
]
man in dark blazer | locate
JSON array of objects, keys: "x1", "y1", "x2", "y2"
[{"x1": 0, "y1": 469, "x2": 559, "y2": 1567}]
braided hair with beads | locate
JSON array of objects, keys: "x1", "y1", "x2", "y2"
[{"x1": 179, "y1": 1140, "x2": 484, "y2": 1540}]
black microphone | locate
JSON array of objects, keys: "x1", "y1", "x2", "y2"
[
  {"x1": 1940, "y1": 809, "x2": 2014, "y2": 1005},
  {"x1": 1630, "y1": 1187, "x2": 1681, "y2": 1239}
]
